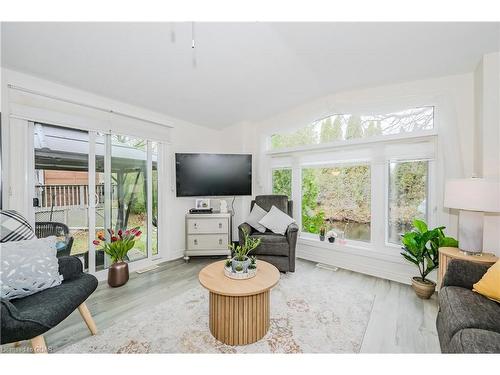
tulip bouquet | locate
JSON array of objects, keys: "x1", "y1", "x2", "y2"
[{"x1": 93, "y1": 227, "x2": 142, "y2": 264}]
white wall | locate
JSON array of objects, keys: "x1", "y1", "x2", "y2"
[
  {"x1": 474, "y1": 52, "x2": 500, "y2": 255},
  {"x1": 234, "y1": 73, "x2": 476, "y2": 284}
]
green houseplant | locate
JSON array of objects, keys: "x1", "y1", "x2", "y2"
[
  {"x1": 401, "y1": 219, "x2": 458, "y2": 299},
  {"x1": 229, "y1": 228, "x2": 261, "y2": 272}
]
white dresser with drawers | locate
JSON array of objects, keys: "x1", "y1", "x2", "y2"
[{"x1": 184, "y1": 212, "x2": 232, "y2": 261}]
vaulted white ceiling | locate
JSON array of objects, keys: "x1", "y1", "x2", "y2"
[{"x1": 2, "y1": 22, "x2": 499, "y2": 128}]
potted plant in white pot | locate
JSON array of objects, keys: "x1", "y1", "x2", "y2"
[
  {"x1": 229, "y1": 228, "x2": 261, "y2": 272},
  {"x1": 401, "y1": 219, "x2": 458, "y2": 299}
]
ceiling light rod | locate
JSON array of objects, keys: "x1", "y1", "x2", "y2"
[{"x1": 7, "y1": 84, "x2": 173, "y2": 129}]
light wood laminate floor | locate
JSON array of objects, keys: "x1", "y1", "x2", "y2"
[{"x1": 9, "y1": 258, "x2": 441, "y2": 353}]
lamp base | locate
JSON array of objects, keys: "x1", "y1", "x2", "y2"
[{"x1": 458, "y1": 210, "x2": 484, "y2": 254}]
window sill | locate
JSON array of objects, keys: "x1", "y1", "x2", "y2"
[{"x1": 298, "y1": 235, "x2": 404, "y2": 263}]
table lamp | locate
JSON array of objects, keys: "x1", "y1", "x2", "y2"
[{"x1": 444, "y1": 178, "x2": 500, "y2": 255}]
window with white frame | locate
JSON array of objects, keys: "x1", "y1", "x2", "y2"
[
  {"x1": 267, "y1": 105, "x2": 436, "y2": 250},
  {"x1": 270, "y1": 106, "x2": 434, "y2": 151},
  {"x1": 387, "y1": 160, "x2": 429, "y2": 244},
  {"x1": 301, "y1": 164, "x2": 371, "y2": 241}
]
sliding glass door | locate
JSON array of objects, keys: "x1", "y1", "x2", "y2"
[
  {"x1": 33, "y1": 123, "x2": 91, "y2": 267},
  {"x1": 110, "y1": 135, "x2": 148, "y2": 263},
  {"x1": 33, "y1": 123, "x2": 161, "y2": 274}
]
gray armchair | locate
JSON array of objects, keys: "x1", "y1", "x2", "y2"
[
  {"x1": 1, "y1": 256, "x2": 98, "y2": 353},
  {"x1": 238, "y1": 195, "x2": 298, "y2": 272}
]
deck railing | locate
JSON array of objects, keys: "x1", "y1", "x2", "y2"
[{"x1": 34, "y1": 184, "x2": 109, "y2": 209}]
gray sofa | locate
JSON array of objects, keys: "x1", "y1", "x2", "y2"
[
  {"x1": 437, "y1": 259, "x2": 500, "y2": 353},
  {"x1": 238, "y1": 195, "x2": 298, "y2": 272}
]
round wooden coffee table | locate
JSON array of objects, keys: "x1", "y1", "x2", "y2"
[{"x1": 199, "y1": 260, "x2": 280, "y2": 346}]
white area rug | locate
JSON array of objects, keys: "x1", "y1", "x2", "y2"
[{"x1": 60, "y1": 263, "x2": 375, "y2": 353}]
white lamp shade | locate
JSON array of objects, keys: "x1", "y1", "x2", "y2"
[{"x1": 444, "y1": 178, "x2": 500, "y2": 212}]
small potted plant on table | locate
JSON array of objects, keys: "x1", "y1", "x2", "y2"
[
  {"x1": 401, "y1": 219, "x2": 458, "y2": 299},
  {"x1": 228, "y1": 228, "x2": 261, "y2": 272},
  {"x1": 93, "y1": 227, "x2": 142, "y2": 287}
]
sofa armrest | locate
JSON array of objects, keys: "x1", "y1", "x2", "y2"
[
  {"x1": 442, "y1": 259, "x2": 490, "y2": 289},
  {"x1": 58, "y1": 256, "x2": 83, "y2": 281},
  {"x1": 238, "y1": 222, "x2": 254, "y2": 244}
]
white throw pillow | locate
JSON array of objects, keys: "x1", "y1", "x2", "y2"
[
  {"x1": 245, "y1": 204, "x2": 268, "y2": 233},
  {"x1": 0, "y1": 236, "x2": 63, "y2": 300},
  {"x1": 258, "y1": 205, "x2": 295, "y2": 235}
]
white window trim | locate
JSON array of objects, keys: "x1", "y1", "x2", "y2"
[
  {"x1": 267, "y1": 129, "x2": 437, "y2": 156},
  {"x1": 269, "y1": 136, "x2": 438, "y2": 258}
]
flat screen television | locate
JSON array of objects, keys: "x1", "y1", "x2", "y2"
[{"x1": 175, "y1": 153, "x2": 252, "y2": 197}]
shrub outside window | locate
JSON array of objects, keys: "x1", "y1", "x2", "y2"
[{"x1": 272, "y1": 168, "x2": 292, "y2": 198}]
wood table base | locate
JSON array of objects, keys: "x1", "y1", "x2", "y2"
[{"x1": 209, "y1": 290, "x2": 270, "y2": 346}]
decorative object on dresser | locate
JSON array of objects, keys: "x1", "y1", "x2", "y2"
[
  {"x1": 184, "y1": 212, "x2": 231, "y2": 261},
  {"x1": 195, "y1": 198, "x2": 211, "y2": 210},
  {"x1": 93, "y1": 227, "x2": 142, "y2": 287},
  {"x1": 401, "y1": 219, "x2": 458, "y2": 299},
  {"x1": 438, "y1": 247, "x2": 498, "y2": 289},
  {"x1": 444, "y1": 178, "x2": 500, "y2": 255},
  {"x1": 199, "y1": 260, "x2": 280, "y2": 346},
  {"x1": 238, "y1": 195, "x2": 298, "y2": 272},
  {"x1": 436, "y1": 259, "x2": 500, "y2": 353}
]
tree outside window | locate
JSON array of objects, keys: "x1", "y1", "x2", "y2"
[{"x1": 388, "y1": 161, "x2": 428, "y2": 244}]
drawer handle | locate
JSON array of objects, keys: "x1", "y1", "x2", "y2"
[
  {"x1": 219, "y1": 239, "x2": 223, "y2": 245},
  {"x1": 194, "y1": 223, "x2": 198, "y2": 229},
  {"x1": 194, "y1": 239, "x2": 198, "y2": 245},
  {"x1": 218, "y1": 222, "x2": 222, "y2": 228}
]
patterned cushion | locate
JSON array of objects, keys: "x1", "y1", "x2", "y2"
[
  {"x1": 0, "y1": 210, "x2": 36, "y2": 243},
  {"x1": 0, "y1": 236, "x2": 63, "y2": 300}
]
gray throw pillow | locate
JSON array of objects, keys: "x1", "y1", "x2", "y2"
[
  {"x1": 245, "y1": 204, "x2": 268, "y2": 233},
  {"x1": 0, "y1": 236, "x2": 63, "y2": 300}
]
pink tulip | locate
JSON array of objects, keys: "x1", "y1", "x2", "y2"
[
  {"x1": 111, "y1": 236, "x2": 118, "y2": 242},
  {"x1": 118, "y1": 229, "x2": 123, "y2": 237},
  {"x1": 124, "y1": 230, "x2": 130, "y2": 236},
  {"x1": 135, "y1": 231, "x2": 142, "y2": 237},
  {"x1": 93, "y1": 240, "x2": 100, "y2": 245}
]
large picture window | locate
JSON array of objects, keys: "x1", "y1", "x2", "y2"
[
  {"x1": 301, "y1": 165, "x2": 371, "y2": 242},
  {"x1": 272, "y1": 168, "x2": 292, "y2": 198},
  {"x1": 387, "y1": 160, "x2": 429, "y2": 244},
  {"x1": 270, "y1": 106, "x2": 434, "y2": 150}
]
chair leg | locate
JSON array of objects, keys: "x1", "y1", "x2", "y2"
[
  {"x1": 30, "y1": 335, "x2": 47, "y2": 353},
  {"x1": 78, "y1": 302, "x2": 98, "y2": 335}
]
